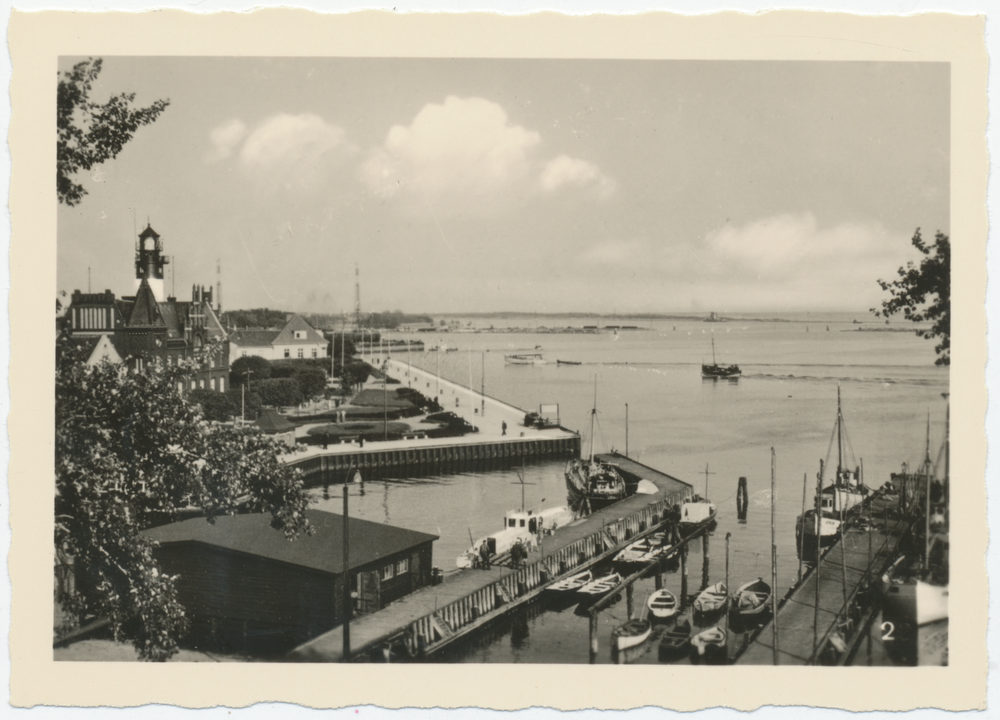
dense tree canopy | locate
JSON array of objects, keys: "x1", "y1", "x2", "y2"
[
  {"x1": 230, "y1": 355, "x2": 272, "y2": 386},
  {"x1": 57, "y1": 58, "x2": 169, "y2": 206},
  {"x1": 56, "y1": 346, "x2": 311, "y2": 660},
  {"x1": 873, "y1": 228, "x2": 951, "y2": 366},
  {"x1": 221, "y1": 308, "x2": 290, "y2": 329}
]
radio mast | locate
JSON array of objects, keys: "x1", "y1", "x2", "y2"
[{"x1": 354, "y1": 264, "x2": 362, "y2": 331}]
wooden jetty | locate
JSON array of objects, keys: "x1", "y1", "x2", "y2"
[
  {"x1": 734, "y1": 489, "x2": 913, "y2": 665},
  {"x1": 287, "y1": 454, "x2": 693, "y2": 662}
]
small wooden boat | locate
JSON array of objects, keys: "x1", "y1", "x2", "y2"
[
  {"x1": 693, "y1": 582, "x2": 728, "y2": 615},
  {"x1": 505, "y1": 353, "x2": 546, "y2": 365},
  {"x1": 732, "y1": 577, "x2": 771, "y2": 616},
  {"x1": 691, "y1": 626, "x2": 727, "y2": 663},
  {"x1": 556, "y1": 359, "x2": 582, "y2": 365},
  {"x1": 658, "y1": 618, "x2": 691, "y2": 662},
  {"x1": 612, "y1": 618, "x2": 652, "y2": 652},
  {"x1": 577, "y1": 573, "x2": 622, "y2": 602},
  {"x1": 613, "y1": 533, "x2": 667, "y2": 566},
  {"x1": 646, "y1": 589, "x2": 679, "y2": 620},
  {"x1": 679, "y1": 499, "x2": 717, "y2": 532},
  {"x1": 546, "y1": 569, "x2": 593, "y2": 594}
]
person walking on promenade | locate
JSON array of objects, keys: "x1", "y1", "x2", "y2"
[
  {"x1": 479, "y1": 542, "x2": 491, "y2": 570},
  {"x1": 502, "y1": 420, "x2": 507, "y2": 436}
]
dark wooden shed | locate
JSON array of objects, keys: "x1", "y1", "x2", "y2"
[{"x1": 144, "y1": 509, "x2": 436, "y2": 652}]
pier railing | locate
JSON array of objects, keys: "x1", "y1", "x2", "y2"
[{"x1": 372, "y1": 497, "x2": 679, "y2": 659}]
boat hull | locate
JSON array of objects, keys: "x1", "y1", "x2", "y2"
[{"x1": 613, "y1": 619, "x2": 652, "y2": 652}]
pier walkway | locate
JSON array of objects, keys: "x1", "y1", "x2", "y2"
[
  {"x1": 288, "y1": 454, "x2": 692, "y2": 662},
  {"x1": 284, "y1": 358, "x2": 580, "y2": 479},
  {"x1": 735, "y1": 489, "x2": 911, "y2": 665}
]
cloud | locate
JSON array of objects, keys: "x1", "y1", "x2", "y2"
[
  {"x1": 240, "y1": 113, "x2": 351, "y2": 171},
  {"x1": 362, "y1": 97, "x2": 541, "y2": 213},
  {"x1": 574, "y1": 213, "x2": 919, "y2": 311},
  {"x1": 539, "y1": 155, "x2": 615, "y2": 197},
  {"x1": 206, "y1": 119, "x2": 247, "y2": 162}
]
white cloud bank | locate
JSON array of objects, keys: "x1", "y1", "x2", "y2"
[
  {"x1": 578, "y1": 213, "x2": 919, "y2": 311},
  {"x1": 362, "y1": 96, "x2": 614, "y2": 215},
  {"x1": 206, "y1": 119, "x2": 247, "y2": 161}
]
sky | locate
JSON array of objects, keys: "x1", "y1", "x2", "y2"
[{"x1": 56, "y1": 57, "x2": 950, "y2": 316}]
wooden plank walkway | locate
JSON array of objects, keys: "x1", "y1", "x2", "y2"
[
  {"x1": 287, "y1": 454, "x2": 693, "y2": 662},
  {"x1": 735, "y1": 490, "x2": 911, "y2": 665}
]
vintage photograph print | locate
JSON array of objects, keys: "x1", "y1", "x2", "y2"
[{"x1": 11, "y1": 10, "x2": 988, "y2": 712}]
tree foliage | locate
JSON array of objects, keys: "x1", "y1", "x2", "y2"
[
  {"x1": 56, "y1": 349, "x2": 311, "y2": 660},
  {"x1": 253, "y1": 377, "x2": 304, "y2": 407},
  {"x1": 230, "y1": 355, "x2": 272, "y2": 385},
  {"x1": 873, "y1": 228, "x2": 951, "y2": 366},
  {"x1": 57, "y1": 58, "x2": 170, "y2": 206},
  {"x1": 221, "y1": 308, "x2": 290, "y2": 329}
]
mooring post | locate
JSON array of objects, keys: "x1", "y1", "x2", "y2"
[
  {"x1": 680, "y1": 538, "x2": 689, "y2": 610},
  {"x1": 626, "y1": 583, "x2": 634, "y2": 619},
  {"x1": 655, "y1": 565, "x2": 663, "y2": 591},
  {"x1": 701, "y1": 531, "x2": 710, "y2": 592},
  {"x1": 589, "y1": 612, "x2": 599, "y2": 664}
]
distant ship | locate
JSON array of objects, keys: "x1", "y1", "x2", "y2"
[
  {"x1": 704, "y1": 311, "x2": 728, "y2": 323},
  {"x1": 701, "y1": 336, "x2": 741, "y2": 379}
]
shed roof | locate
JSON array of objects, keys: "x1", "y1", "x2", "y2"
[
  {"x1": 144, "y1": 509, "x2": 437, "y2": 575},
  {"x1": 255, "y1": 408, "x2": 296, "y2": 433}
]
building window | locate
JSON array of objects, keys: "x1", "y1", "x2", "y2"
[
  {"x1": 242, "y1": 351, "x2": 247, "y2": 357},
  {"x1": 396, "y1": 558, "x2": 409, "y2": 574},
  {"x1": 284, "y1": 349, "x2": 290, "y2": 358},
  {"x1": 381, "y1": 565, "x2": 395, "y2": 581},
  {"x1": 297, "y1": 348, "x2": 304, "y2": 359},
  {"x1": 190, "y1": 380, "x2": 196, "y2": 390},
  {"x1": 311, "y1": 348, "x2": 317, "y2": 358},
  {"x1": 219, "y1": 377, "x2": 225, "y2": 392},
  {"x1": 199, "y1": 379, "x2": 205, "y2": 389},
  {"x1": 295, "y1": 330, "x2": 306, "y2": 340}
]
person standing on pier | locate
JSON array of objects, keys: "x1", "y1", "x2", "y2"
[
  {"x1": 502, "y1": 421, "x2": 507, "y2": 436},
  {"x1": 479, "y1": 541, "x2": 491, "y2": 570}
]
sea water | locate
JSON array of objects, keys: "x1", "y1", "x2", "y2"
[{"x1": 309, "y1": 313, "x2": 948, "y2": 664}]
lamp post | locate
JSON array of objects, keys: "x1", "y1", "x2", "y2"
[{"x1": 240, "y1": 368, "x2": 254, "y2": 423}]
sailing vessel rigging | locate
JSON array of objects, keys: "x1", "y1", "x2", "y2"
[
  {"x1": 564, "y1": 378, "x2": 627, "y2": 513},
  {"x1": 796, "y1": 386, "x2": 870, "y2": 556}
]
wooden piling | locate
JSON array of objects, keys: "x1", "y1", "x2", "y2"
[
  {"x1": 626, "y1": 584, "x2": 634, "y2": 619},
  {"x1": 589, "y1": 613, "x2": 599, "y2": 664}
]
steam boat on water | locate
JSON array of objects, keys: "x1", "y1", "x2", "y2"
[
  {"x1": 701, "y1": 335, "x2": 740, "y2": 379},
  {"x1": 796, "y1": 387, "x2": 870, "y2": 557}
]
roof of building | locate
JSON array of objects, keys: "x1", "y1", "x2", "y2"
[
  {"x1": 144, "y1": 509, "x2": 438, "y2": 575},
  {"x1": 229, "y1": 329, "x2": 281, "y2": 347},
  {"x1": 127, "y1": 279, "x2": 166, "y2": 328},
  {"x1": 273, "y1": 314, "x2": 326, "y2": 346},
  {"x1": 255, "y1": 408, "x2": 296, "y2": 433},
  {"x1": 138, "y1": 223, "x2": 160, "y2": 241}
]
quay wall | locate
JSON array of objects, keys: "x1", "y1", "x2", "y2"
[{"x1": 288, "y1": 434, "x2": 581, "y2": 481}]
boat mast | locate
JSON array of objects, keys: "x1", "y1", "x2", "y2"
[
  {"x1": 836, "y1": 385, "x2": 843, "y2": 479},
  {"x1": 711, "y1": 335, "x2": 717, "y2": 366},
  {"x1": 923, "y1": 409, "x2": 932, "y2": 570},
  {"x1": 589, "y1": 375, "x2": 597, "y2": 462}
]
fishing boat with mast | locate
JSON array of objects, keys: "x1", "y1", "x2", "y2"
[
  {"x1": 701, "y1": 335, "x2": 741, "y2": 379},
  {"x1": 564, "y1": 380, "x2": 627, "y2": 513},
  {"x1": 796, "y1": 387, "x2": 870, "y2": 556},
  {"x1": 881, "y1": 406, "x2": 949, "y2": 628}
]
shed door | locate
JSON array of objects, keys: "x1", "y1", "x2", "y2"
[{"x1": 357, "y1": 571, "x2": 380, "y2": 615}]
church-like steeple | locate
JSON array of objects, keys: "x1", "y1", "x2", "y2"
[{"x1": 136, "y1": 223, "x2": 169, "y2": 302}]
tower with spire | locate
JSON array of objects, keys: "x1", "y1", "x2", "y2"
[{"x1": 136, "y1": 223, "x2": 169, "y2": 302}]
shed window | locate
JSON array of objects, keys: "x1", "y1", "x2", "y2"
[
  {"x1": 380, "y1": 565, "x2": 395, "y2": 581},
  {"x1": 284, "y1": 348, "x2": 290, "y2": 358},
  {"x1": 311, "y1": 348, "x2": 317, "y2": 358},
  {"x1": 396, "y1": 558, "x2": 409, "y2": 574},
  {"x1": 297, "y1": 348, "x2": 304, "y2": 359}
]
